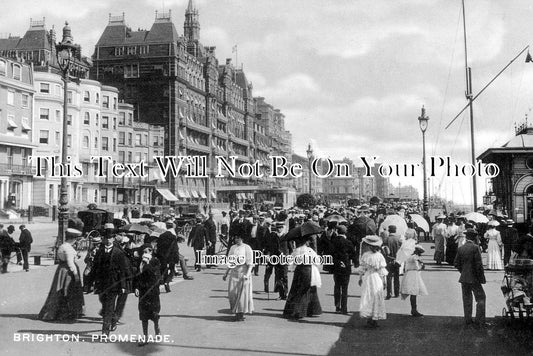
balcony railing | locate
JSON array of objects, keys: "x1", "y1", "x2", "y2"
[{"x1": 0, "y1": 163, "x2": 36, "y2": 176}]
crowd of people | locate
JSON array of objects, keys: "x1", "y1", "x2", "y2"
[
  {"x1": 0, "y1": 223, "x2": 33, "y2": 273},
  {"x1": 7, "y1": 200, "x2": 533, "y2": 344}
]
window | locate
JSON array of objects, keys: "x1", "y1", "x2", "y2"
[
  {"x1": 101, "y1": 188, "x2": 108, "y2": 203},
  {"x1": 21, "y1": 94, "x2": 29, "y2": 108},
  {"x1": 67, "y1": 134, "x2": 72, "y2": 148},
  {"x1": 127, "y1": 46, "x2": 136, "y2": 55},
  {"x1": 7, "y1": 115, "x2": 16, "y2": 132},
  {"x1": 128, "y1": 113, "x2": 133, "y2": 126},
  {"x1": 54, "y1": 84, "x2": 61, "y2": 96},
  {"x1": 144, "y1": 134, "x2": 148, "y2": 146},
  {"x1": 67, "y1": 91, "x2": 73, "y2": 104},
  {"x1": 21, "y1": 117, "x2": 31, "y2": 132},
  {"x1": 135, "y1": 134, "x2": 141, "y2": 146},
  {"x1": 96, "y1": 93, "x2": 99, "y2": 104},
  {"x1": 39, "y1": 130, "x2": 49, "y2": 144},
  {"x1": 0, "y1": 60, "x2": 5, "y2": 75},
  {"x1": 115, "y1": 47, "x2": 124, "y2": 56},
  {"x1": 55, "y1": 110, "x2": 61, "y2": 122},
  {"x1": 135, "y1": 152, "x2": 141, "y2": 162},
  {"x1": 55, "y1": 131, "x2": 60, "y2": 145},
  {"x1": 40, "y1": 108, "x2": 49, "y2": 120},
  {"x1": 119, "y1": 132, "x2": 125, "y2": 145},
  {"x1": 154, "y1": 136, "x2": 159, "y2": 146},
  {"x1": 84, "y1": 91, "x2": 90, "y2": 102},
  {"x1": 83, "y1": 112, "x2": 90, "y2": 125},
  {"x1": 124, "y1": 64, "x2": 139, "y2": 78},
  {"x1": 7, "y1": 91, "x2": 14, "y2": 105},
  {"x1": 102, "y1": 116, "x2": 109, "y2": 129},
  {"x1": 83, "y1": 136, "x2": 89, "y2": 148},
  {"x1": 118, "y1": 112, "x2": 125, "y2": 125},
  {"x1": 139, "y1": 45, "x2": 149, "y2": 55},
  {"x1": 112, "y1": 117, "x2": 116, "y2": 129},
  {"x1": 103, "y1": 96, "x2": 109, "y2": 108},
  {"x1": 102, "y1": 137, "x2": 109, "y2": 151},
  {"x1": 12, "y1": 64, "x2": 21, "y2": 80},
  {"x1": 113, "y1": 97, "x2": 117, "y2": 109},
  {"x1": 127, "y1": 152, "x2": 132, "y2": 162},
  {"x1": 67, "y1": 114, "x2": 72, "y2": 126},
  {"x1": 119, "y1": 151, "x2": 125, "y2": 162},
  {"x1": 113, "y1": 138, "x2": 117, "y2": 152},
  {"x1": 95, "y1": 114, "x2": 99, "y2": 126},
  {"x1": 94, "y1": 137, "x2": 98, "y2": 149},
  {"x1": 128, "y1": 133, "x2": 132, "y2": 146}
]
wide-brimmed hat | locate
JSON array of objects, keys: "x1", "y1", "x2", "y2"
[
  {"x1": 487, "y1": 220, "x2": 500, "y2": 227},
  {"x1": 436, "y1": 214, "x2": 446, "y2": 220},
  {"x1": 104, "y1": 223, "x2": 115, "y2": 230},
  {"x1": 414, "y1": 245, "x2": 426, "y2": 254},
  {"x1": 506, "y1": 219, "x2": 515, "y2": 225},
  {"x1": 91, "y1": 236, "x2": 102, "y2": 243},
  {"x1": 362, "y1": 235, "x2": 382, "y2": 247},
  {"x1": 66, "y1": 228, "x2": 82, "y2": 238}
]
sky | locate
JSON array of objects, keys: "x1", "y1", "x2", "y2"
[{"x1": 3, "y1": 0, "x2": 533, "y2": 207}]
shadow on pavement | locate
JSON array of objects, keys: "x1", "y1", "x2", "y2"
[
  {"x1": 153, "y1": 343, "x2": 324, "y2": 356},
  {"x1": 327, "y1": 312, "x2": 533, "y2": 355}
]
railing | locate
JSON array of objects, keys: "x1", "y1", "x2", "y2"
[{"x1": 0, "y1": 163, "x2": 35, "y2": 175}]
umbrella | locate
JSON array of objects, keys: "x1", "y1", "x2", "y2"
[
  {"x1": 379, "y1": 214, "x2": 408, "y2": 236},
  {"x1": 152, "y1": 221, "x2": 166, "y2": 229},
  {"x1": 285, "y1": 221, "x2": 324, "y2": 241},
  {"x1": 149, "y1": 225, "x2": 166, "y2": 234},
  {"x1": 464, "y1": 212, "x2": 489, "y2": 224},
  {"x1": 409, "y1": 214, "x2": 430, "y2": 232},
  {"x1": 121, "y1": 223, "x2": 151, "y2": 234},
  {"x1": 324, "y1": 214, "x2": 347, "y2": 223}
]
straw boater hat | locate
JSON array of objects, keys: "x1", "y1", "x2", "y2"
[
  {"x1": 362, "y1": 235, "x2": 382, "y2": 247},
  {"x1": 487, "y1": 220, "x2": 500, "y2": 227},
  {"x1": 65, "y1": 228, "x2": 82, "y2": 239},
  {"x1": 104, "y1": 223, "x2": 115, "y2": 230},
  {"x1": 506, "y1": 219, "x2": 515, "y2": 225},
  {"x1": 436, "y1": 214, "x2": 446, "y2": 220}
]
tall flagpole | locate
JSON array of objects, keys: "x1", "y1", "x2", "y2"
[{"x1": 462, "y1": 0, "x2": 478, "y2": 211}]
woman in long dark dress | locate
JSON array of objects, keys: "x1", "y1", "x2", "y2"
[
  {"x1": 134, "y1": 244, "x2": 162, "y2": 347},
  {"x1": 38, "y1": 228, "x2": 85, "y2": 321},
  {"x1": 283, "y1": 237, "x2": 322, "y2": 320}
]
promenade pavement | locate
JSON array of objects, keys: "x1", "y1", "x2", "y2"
[{"x1": 0, "y1": 234, "x2": 532, "y2": 356}]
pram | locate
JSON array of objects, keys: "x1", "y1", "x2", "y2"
[{"x1": 501, "y1": 259, "x2": 533, "y2": 322}]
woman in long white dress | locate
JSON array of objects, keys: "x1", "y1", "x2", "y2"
[
  {"x1": 485, "y1": 221, "x2": 503, "y2": 270},
  {"x1": 358, "y1": 235, "x2": 388, "y2": 328},
  {"x1": 400, "y1": 245, "x2": 428, "y2": 316},
  {"x1": 223, "y1": 236, "x2": 254, "y2": 321}
]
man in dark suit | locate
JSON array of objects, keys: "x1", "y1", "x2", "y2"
[
  {"x1": 204, "y1": 212, "x2": 217, "y2": 268},
  {"x1": 188, "y1": 216, "x2": 207, "y2": 271},
  {"x1": 264, "y1": 222, "x2": 290, "y2": 299},
  {"x1": 332, "y1": 225, "x2": 357, "y2": 314},
  {"x1": 229, "y1": 209, "x2": 253, "y2": 247},
  {"x1": 454, "y1": 230, "x2": 486, "y2": 327},
  {"x1": 18, "y1": 225, "x2": 33, "y2": 272},
  {"x1": 91, "y1": 228, "x2": 130, "y2": 336},
  {"x1": 501, "y1": 219, "x2": 519, "y2": 266},
  {"x1": 156, "y1": 221, "x2": 179, "y2": 291},
  {"x1": 383, "y1": 224, "x2": 402, "y2": 299}
]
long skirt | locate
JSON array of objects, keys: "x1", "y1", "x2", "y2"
[
  {"x1": 228, "y1": 265, "x2": 254, "y2": 314},
  {"x1": 400, "y1": 270, "x2": 428, "y2": 298},
  {"x1": 486, "y1": 240, "x2": 503, "y2": 270},
  {"x1": 283, "y1": 265, "x2": 322, "y2": 319},
  {"x1": 434, "y1": 236, "x2": 445, "y2": 263},
  {"x1": 38, "y1": 262, "x2": 85, "y2": 321},
  {"x1": 445, "y1": 239, "x2": 458, "y2": 265},
  {"x1": 359, "y1": 271, "x2": 386, "y2": 320}
]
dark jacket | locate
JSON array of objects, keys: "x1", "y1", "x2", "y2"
[
  {"x1": 332, "y1": 236, "x2": 357, "y2": 275},
  {"x1": 383, "y1": 234, "x2": 402, "y2": 259},
  {"x1": 204, "y1": 218, "x2": 217, "y2": 243},
  {"x1": 19, "y1": 228, "x2": 33, "y2": 251},
  {"x1": 188, "y1": 223, "x2": 207, "y2": 249},
  {"x1": 157, "y1": 231, "x2": 179, "y2": 266},
  {"x1": 454, "y1": 240, "x2": 486, "y2": 284},
  {"x1": 257, "y1": 224, "x2": 270, "y2": 251},
  {"x1": 0, "y1": 230, "x2": 15, "y2": 254},
  {"x1": 92, "y1": 244, "x2": 130, "y2": 294},
  {"x1": 264, "y1": 231, "x2": 290, "y2": 256},
  {"x1": 229, "y1": 218, "x2": 253, "y2": 245}
]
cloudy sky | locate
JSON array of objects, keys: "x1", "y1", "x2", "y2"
[{"x1": 4, "y1": 0, "x2": 533, "y2": 206}]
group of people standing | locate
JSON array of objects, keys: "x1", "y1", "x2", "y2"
[{"x1": 0, "y1": 223, "x2": 33, "y2": 273}]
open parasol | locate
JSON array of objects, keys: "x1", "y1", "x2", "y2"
[
  {"x1": 409, "y1": 214, "x2": 430, "y2": 232},
  {"x1": 121, "y1": 223, "x2": 151, "y2": 234},
  {"x1": 464, "y1": 212, "x2": 489, "y2": 224},
  {"x1": 285, "y1": 221, "x2": 324, "y2": 241},
  {"x1": 379, "y1": 214, "x2": 408, "y2": 236}
]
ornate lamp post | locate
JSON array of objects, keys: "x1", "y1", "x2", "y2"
[
  {"x1": 306, "y1": 143, "x2": 314, "y2": 195},
  {"x1": 55, "y1": 22, "x2": 76, "y2": 263},
  {"x1": 418, "y1": 106, "x2": 429, "y2": 217}
]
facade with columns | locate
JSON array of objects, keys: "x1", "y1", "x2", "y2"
[{"x1": 0, "y1": 56, "x2": 35, "y2": 209}]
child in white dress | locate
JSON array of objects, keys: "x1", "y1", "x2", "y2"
[{"x1": 400, "y1": 245, "x2": 428, "y2": 317}]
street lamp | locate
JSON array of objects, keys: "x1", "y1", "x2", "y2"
[
  {"x1": 306, "y1": 143, "x2": 314, "y2": 195},
  {"x1": 55, "y1": 21, "x2": 77, "y2": 263},
  {"x1": 418, "y1": 106, "x2": 429, "y2": 217}
]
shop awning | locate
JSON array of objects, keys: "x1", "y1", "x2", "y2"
[
  {"x1": 199, "y1": 191, "x2": 207, "y2": 199},
  {"x1": 183, "y1": 190, "x2": 191, "y2": 199},
  {"x1": 156, "y1": 188, "x2": 178, "y2": 202},
  {"x1": 177, "y1": 189, "x2": 187, "y2": 198},
  {"x1": 190, "y1": 190, "x2": 199, "y2": 198}
]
